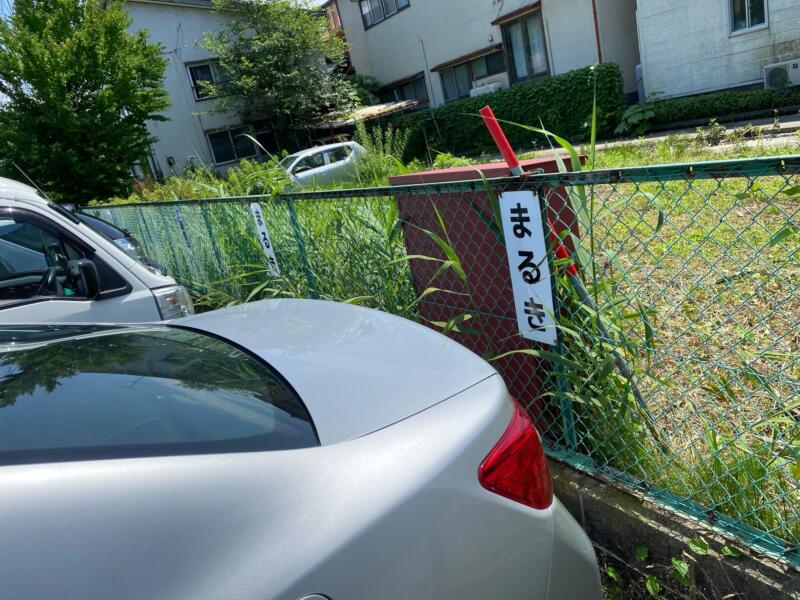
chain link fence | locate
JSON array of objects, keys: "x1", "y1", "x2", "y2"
[{"x1": 86, "y1": 155, "x2": 800, "y2": 565}]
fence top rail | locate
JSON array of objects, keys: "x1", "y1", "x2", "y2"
[{"x1": 87, "y1": 154, "x2": 800, "y2": 209}]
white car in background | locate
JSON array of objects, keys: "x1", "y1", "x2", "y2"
[
  {"x1": 0, "y1": 177, "x2": 193, "y2": 323},
  {"x1": 280, "y1": 141, "x2": 366, "y2": 187}
]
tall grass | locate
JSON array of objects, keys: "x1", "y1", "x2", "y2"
[
  {"x1": 352, "y1": 120, "x2": 413, "y2": 185},
  {"x1": 92, "y1": 158, "x2": 291, "y2": 205},
  {"x1": 465, "y1": 69, "x2": 800, "y2": 547}
]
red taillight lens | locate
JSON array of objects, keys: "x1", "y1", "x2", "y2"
[{"x1": 478, "y1": 401, "x2": 553, "y2": 510}]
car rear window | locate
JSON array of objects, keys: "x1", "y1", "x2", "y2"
[{"x1": 0, "y1": 326, "x2": 318, "y2": 464}]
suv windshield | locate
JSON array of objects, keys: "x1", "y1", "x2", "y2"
[
  {"x1": 76, "y1": 212, "x2": 126, "y2": 241},
  {"x1": 74, "y1": 211, "x2": 164, "y2": 275},
  {"x1": 0, "y1": 325, "x2": 317, "y2": 464}
]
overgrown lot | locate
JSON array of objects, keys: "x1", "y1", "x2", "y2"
[{"x1": 570, "y1": 169, "x2": 800, "y2": 547}]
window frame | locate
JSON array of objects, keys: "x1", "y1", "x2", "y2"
[
  {"x1": 439, "y1": 50, "x2": 507, "y2": 103},
  {"x1": 205, "y1": 127, "x2": 260, "y2": 166},
  {"x1": 0, "y1": 207, "x2": 131, "y2": 310},
  {"x1": 360, "y1": 0, "x2": 410, "y2": 30},
  {"x1": 325, "y1": 145, "x2": 352, "y2": 164},
  {"x1": 291, "y1": 150, "x2": 328, "y2": 175},
  {"x1": 186, "y1": 60, "x2": 227, "y2": 102},
  {"x1": 250, "y1": 119, "x2": 278, "y2": 157},
  {"x1": 501, "y1": 9, "x2": 550, "y2": 85},
  {"x1": 729, "y1": 0, "x2": 768, "y2": 35},
  {"x1": 379, "y1": 75, "x2": 429, "y2": 106}
]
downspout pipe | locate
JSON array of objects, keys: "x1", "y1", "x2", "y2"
[{"x1": 591, "y1": 0, "x2": 603, "y2": 63}]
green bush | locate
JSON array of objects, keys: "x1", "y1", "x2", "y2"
[
  {"x1": 650, "y1": 87, "x2": 800, "y2": 127},
  {"x1": 353, "y1": 120, "x2": 411, "y2": 185},
  {"x1": 390, "y1": 63, "x2": 624, "y2": 160},
  {"x1": 431, "y1": 152, "x2": 479, "y2": 169},
  {"x1": 615, "y1": 102, "x2": 656, "y2": 136}
]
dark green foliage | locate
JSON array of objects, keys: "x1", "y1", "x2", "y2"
[
  {"x1": 390, "y1": 63, "x2": 624, "y2": 160},
  {"x1": 616, "y1": 102, "x2": 657, "y2": 136},
  {"x1": 347, "y1": 73, "x2": 382, "y2": 106},
  {"x1": 0, "y1": 0, "x2": 170, "y2": 202},
  {"x1": 650, "y1": 87, "x2": 800, "y2": 127}
]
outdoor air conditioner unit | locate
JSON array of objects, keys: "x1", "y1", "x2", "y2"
[
  {"x1": 763, "y1": 59, "x2": 800, "y2": 90},
  {"x1": 470, "y1": 81, "x2": 503, "y2": 98}
]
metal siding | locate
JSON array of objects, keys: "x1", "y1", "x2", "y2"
[{"x1": 637, "y1": 0, "x2": 800, "y2": 98}]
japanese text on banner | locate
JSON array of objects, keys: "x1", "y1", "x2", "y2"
[
  {"x1": 499, "y1": 190, "x2": 557, "y2": 346},
  {"x1": 250, "y1": 203, "x2": 280, "y2": 276}
]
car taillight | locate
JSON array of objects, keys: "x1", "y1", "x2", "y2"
[{"x1": 478, "y1": 400, "x2": 553, "y2": 510}]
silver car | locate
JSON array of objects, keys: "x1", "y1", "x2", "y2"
[
  {"x1": 0, "y1": 299, "x2": 601, "y2": 600},
  {"x1": 280, "y1": 142, "x2": 366, "y2": 187}
]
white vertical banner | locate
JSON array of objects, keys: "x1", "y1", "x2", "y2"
[
  {"x1": 250, "y1": 202, "x2": 280, "y2": 275},
  {"x1": 499, "y1": 190, "x2": 558, "y2": 346}
]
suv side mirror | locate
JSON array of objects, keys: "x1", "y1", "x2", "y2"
[{"x1": 68, "y1": 258, "x2": 101, "y2": 300}]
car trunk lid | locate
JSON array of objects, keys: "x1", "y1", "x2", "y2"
[{"x1": 176, "y1": 299, "x2": 496, "y2": 445}]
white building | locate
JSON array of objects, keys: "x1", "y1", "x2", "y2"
[
  {"x1": 637, "y1": 0, "x2": 800, "y2": 99},
  {"x1": 126, "y1": 0, "x2": 643, "y2": 176},
  {"x1": 125, "y1": 0, "x2": 274, "y2": 176},
  {"x1": 329, "y1": 0, "x2": 640, "y2": 108}
]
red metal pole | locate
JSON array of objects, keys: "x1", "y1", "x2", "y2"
[
  {"x1": 478, "y1": 108, "x2": 664, "y2": 444},
  {"x1": 479, "y1": 106, "x2": 523, "y2": 176},
  {"x1": 479, "y1": 104, "x2": 578, "y2": 275},
  {"x1": 547, "y1": 219, "x2": 579, "y2": 277}
]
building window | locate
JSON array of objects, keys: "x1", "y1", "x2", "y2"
[
  {"x1": 187, "y1": 61, "x2": 227, "y2": 100},
  {"x1": 501, "y1": 11, "x2": 548, "y2": 84},
  {"x1": 440, "y1": 51, "x2": 505, "y2": 102},
  {"x1": 360, "y1": 0, "x2": 410, "y2": 29},
  {"x1": 206, "y1": 127, "x2": 258, "y2": 165},
  {"x1": 380, "y1": 75, "x2": 428, "y2": 104},
  {"x1": 250, "y1": 119, "x2": 280, "y2": 156},
  {"x1": 731, "y1": 0, "x2": 767, "y2": 32}
]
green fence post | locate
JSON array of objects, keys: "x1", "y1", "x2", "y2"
[
  {"x1": 552, "y1": 324, "x2": 577, "y2": 450},
  {"x1": 133, "y1": 208, "x2": 159, "y2": 257},
  {"x1": 174, "y1": 205, "x2": 193, "y2": 254},
  {"x1": 200, "y1": 203, "x2": 225, "y2": 276},
  {"x1": 133, "y1": 207, "x2": 151, "y2": 243},
  {"x1": 539, "y1": 187, "x2": 577, "y2": 450},
  {"x1": 156, "y1": 206, "x2": 181, "y2": 275},
  {"x1": 284, "y1": 197, "x2": 317, "y2": 299}
]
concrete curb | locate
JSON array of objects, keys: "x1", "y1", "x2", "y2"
[{"x1": 550, "y1": 459, "x2": 800, "y2": 599}]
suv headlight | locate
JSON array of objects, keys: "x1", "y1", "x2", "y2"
[{"x1": 153, "y1": 286, "x2": 195, "y2": 320}]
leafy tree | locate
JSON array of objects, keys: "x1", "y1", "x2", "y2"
[
  {"x1": 0, "y1": 0, "x2": 169, "y2": 202},
  {"x1": 203, "y1": 0, "x2": 359, "y2": 137}
]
